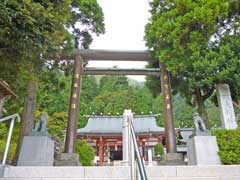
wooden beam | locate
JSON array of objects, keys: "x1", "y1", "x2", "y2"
[
  {"x1": 83, "y1": 68, "x2": 161, "y2": 76},
  {"x1": 62, "y1": 49, "x2": 157, "y2": 62}
]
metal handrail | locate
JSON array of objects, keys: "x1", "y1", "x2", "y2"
[
  {"x1": 129, "y1": 119, "x2": 148, "y2": 180},
  {"x1": 124, "y1": 110, "x2": 148, "y2": 180},
  {"x1": 0, "y1": 114, "x2": 20, "y2": 165}
]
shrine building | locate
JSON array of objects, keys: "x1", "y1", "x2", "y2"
[{"x1": 77, "y1": 115, "x2": 180, "y2": 165}]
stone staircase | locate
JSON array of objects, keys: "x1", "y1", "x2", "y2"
[{"x1": 1, "y1": 165, "x2": 240, "y2": 180}]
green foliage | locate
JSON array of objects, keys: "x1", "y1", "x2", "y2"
[
  {"x1": 0, "y1": 1, "x2": 70, "y2": 57},
  {"x1": 0, "y1": 0, "x2": 105, "y2": 56},
  {"x1": 0, "y1": 122, "x2": 20, "y2": 162},
  {"x1": 205, "y1": 103, "x2": 221, "y2": 128},
  {"x1": 99, "y1": 76, "x2": 129, "y2": 94},
  {"x1": 151, "y1": 95, "x2": 164, "y2": 126},
  {"x1": 145, "y1": 0, "x2": 240, "y2": 124},
  {"x1": 91, "y1": 76, "x2": 155, "y2": 116},
  {"x1": 0, "y1": 0, "x2": 105, "y2": 117},
  {"x1": 37, "y1": 71, "x2": 99, "y2": 137},
  {"x1": 78, "y1": 75, "x2": 99, "y2": 128},
  {"x1": 47, "y1": 112, "x2": 68, "y2": 141},
  {"x1": 212, "y1": 129, "x2": 240, "y2": 164},
  {"x1": 70, "y1": 0, "x2": 105, "y2": 48},
  {"x1": 173, "y1": 94, "x2": 195, "y2": 128},
  {"x1": 150, "y1": 91, "x2": 220, "y2": 128},
  {"x1": 145, "y1": 0, "x2": 231, "y2": 74},
  {"x1": 75, "y1": 140, "x2": 95, "y2": 166},
  {"x1": 154, "y1": 143, "x2": 164, "y2": 156},
  {"x1": 0, "y1": 0, "x2": 105, "y2": 162}
]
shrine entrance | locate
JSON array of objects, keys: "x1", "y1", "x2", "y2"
[
  {"x1": 63, "y1": 49, "x2": 177, "y2": 155},
  {"x1": 111, "y1": 148, "x2": 122, "y2": 161}
]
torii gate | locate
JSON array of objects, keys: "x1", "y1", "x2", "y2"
[{"x1": 64, "y1": 49, "x2": 176, "y2": 154}]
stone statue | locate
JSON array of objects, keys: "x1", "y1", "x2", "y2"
[
  {"x1": 193, "y1": 113, "x2": 206, "y2": 132},
  {"x1": 33, "y1": 112, "x2": 48, "y2": 133}
]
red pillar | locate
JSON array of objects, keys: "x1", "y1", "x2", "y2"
[
  {"x1": 98, "y1": 140, "x2": 104, "y2": 166},
  {"x1": 142, "y1": 141, "x2": 146, "y2": 161}
]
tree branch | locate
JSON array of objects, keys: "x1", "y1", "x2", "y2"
[
  {"x1": 233, "y1": 101, "x2": 240, "y2": 109},
  {"x1": 202, "y1": 87, "x2": 214, "y2": 102}
]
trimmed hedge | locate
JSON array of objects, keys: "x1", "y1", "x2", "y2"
[
  {"x1": 212, "y1": 129, "x2": 240, "y2": 164},
  {"x1": 75, "y1": 140, "x2": 95, "y2": 166},
  {"x1": 154, "y1": 143, "x2": 164, "y2": 156}
]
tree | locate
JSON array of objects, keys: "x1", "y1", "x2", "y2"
[
  {"x1": 91, "y1": 75, "x2": 155, "y2": 116},
  {"x1": 145, "y1": 0, "x2": 240, "y2": 126},
  {"x1": 0, "y1": 0, "x2": 105, "y2": 107},
  {"x1": 99, "y1": 76, "x2": 129, "y2": 94},
  {"x1": 0, "y1": 1, "x2": 71, "y2": 161},
  {"x1": 0, "y1": 0, "x2": 105, "y2": 162}
]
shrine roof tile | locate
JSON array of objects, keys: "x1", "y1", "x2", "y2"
[{"x1": 77, "y1": 115, "x2": 165, "y2": 135}]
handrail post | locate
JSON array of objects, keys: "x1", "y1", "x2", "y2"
[
  {"x1": 2, "y1": 118, "x2": 15, "y2": 165},
  {"x1": 122, "y1": 111, "x2": 130, "y2": 165}
]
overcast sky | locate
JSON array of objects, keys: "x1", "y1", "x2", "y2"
[{"x1": 88, "y1": 0, "x2": 151, "y2": 82}]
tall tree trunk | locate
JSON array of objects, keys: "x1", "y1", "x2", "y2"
[
  {"x1": 195, "y1": 87, "x2": 209, "y2": 127},
  {"x1": 14, "y1": 80, "x2": 38, "y2": 164}
]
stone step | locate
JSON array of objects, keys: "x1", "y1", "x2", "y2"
[{"x1": 1, "y1": 165, "x2": 240, "y2": 180}]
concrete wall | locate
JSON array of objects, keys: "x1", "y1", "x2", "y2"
[{"x1": 1, "y1": 165, "x2": 240, "y2": 180}]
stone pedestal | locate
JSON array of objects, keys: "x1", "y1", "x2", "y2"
[
  {"x1": 187, "y1": 135, "x2": 221, "y2": 165},
  {"x1": 217, "y1": 84, "x2": 237, "y2": 129},
  {"x1": 17, "y1": 136, "x2": 54, "y2": 166},
  {"x1": 159, "y1": 153, "x2": 185, "y2": 165},
  {"x1": 54, "y1": 153, "x2": 80, "y2": 166}
]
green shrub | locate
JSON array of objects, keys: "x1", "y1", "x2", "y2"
[
  {"x1": 75, "y1": 140, "x2": 95, "y2": 166},
  {"x1": 212, "y1": 129, "x2": 240, "y2": 164},
  {"x1": 154, "y1": 143, "x2": 164, "y2": 156}
]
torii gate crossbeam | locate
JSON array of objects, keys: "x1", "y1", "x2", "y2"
[{"x1": 83, "y1": 67, "x2": 161, "y2": 76}]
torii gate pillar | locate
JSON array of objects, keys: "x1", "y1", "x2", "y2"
[
  {"x1": 65, "y1": 55, "x2": 83, "y2": 153},
  {"x1": 160, "y1": 62, "x2": 177, "y2": 153}
]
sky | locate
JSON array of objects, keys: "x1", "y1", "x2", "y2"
[{"x1": 88, "y1": 0, "x2": 151, "y2": 82}]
